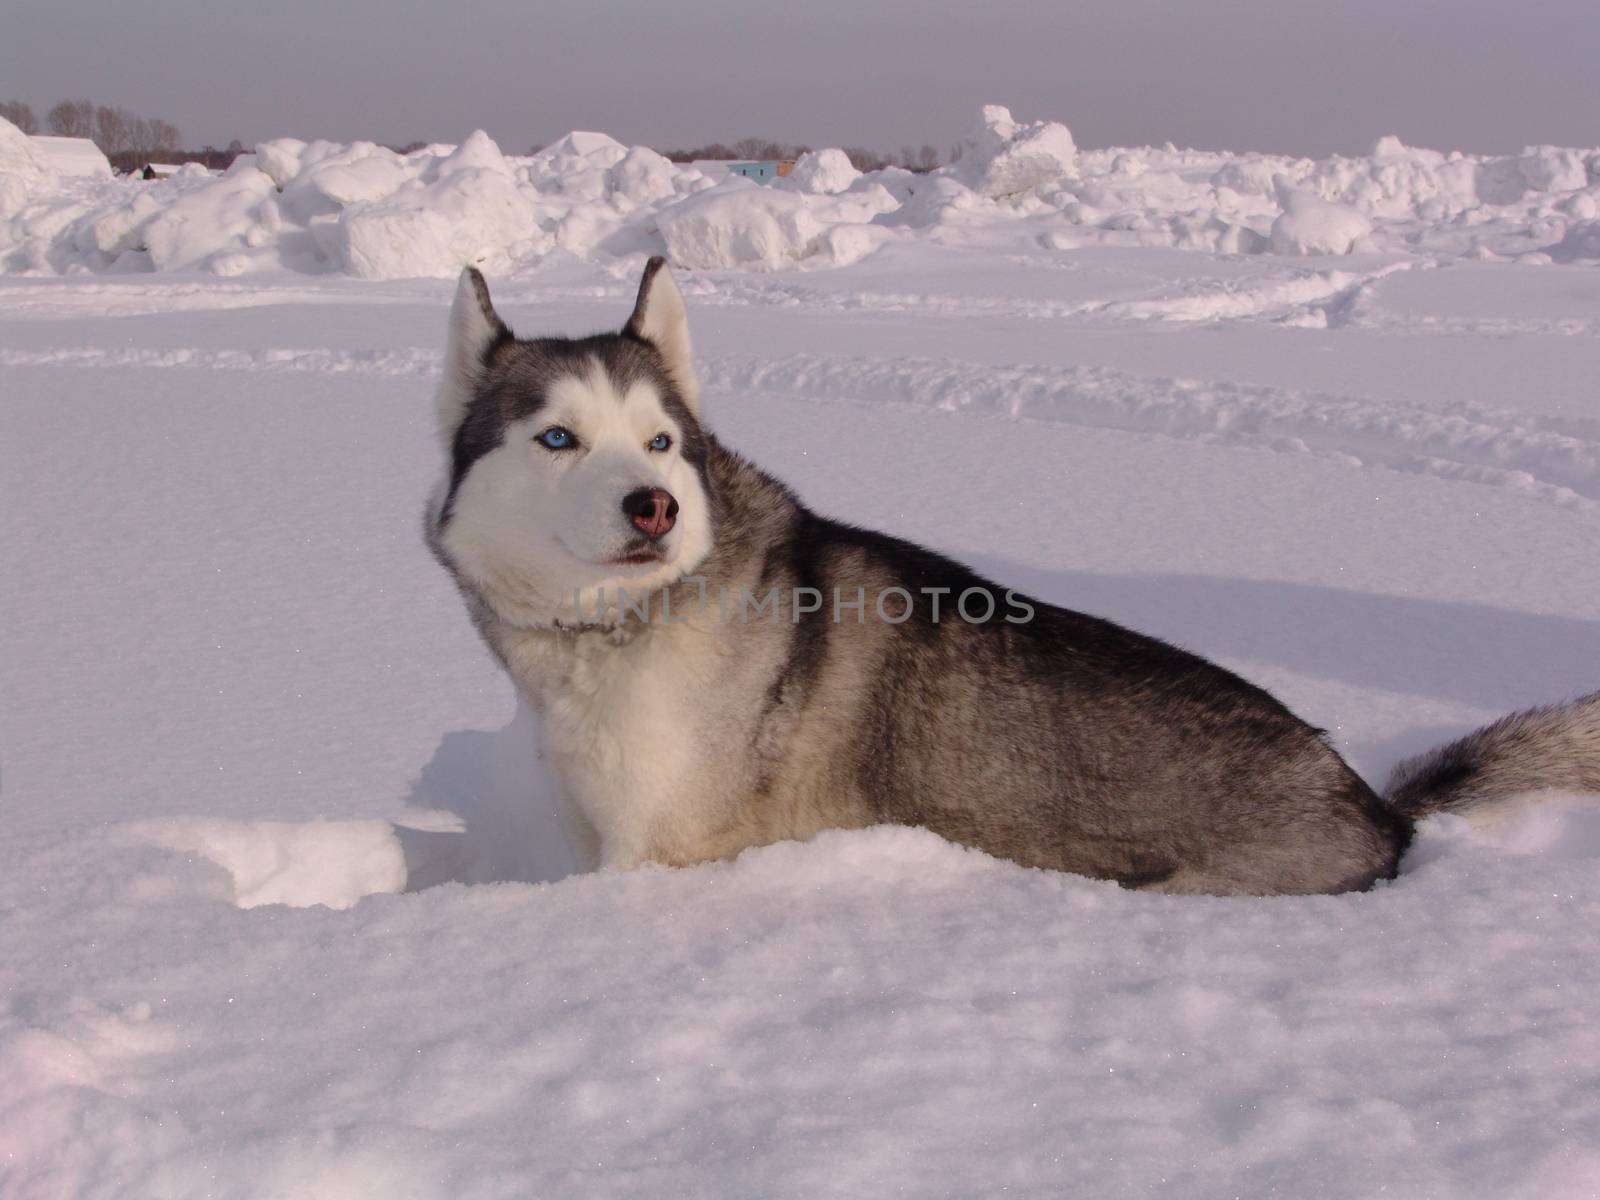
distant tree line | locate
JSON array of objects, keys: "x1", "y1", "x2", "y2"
[
  {"x1": 0, "y1": 100, "x2": 40, "y2": 133},
  {"x1": 0, "y1": 97, "x2": 236, "y2": 174},
  {"x1": 660, "y1": 136, "x2": 943, "y2": 173},
  {"x1": 2, "y1": 101, "x2": 951, "y2": 178}
]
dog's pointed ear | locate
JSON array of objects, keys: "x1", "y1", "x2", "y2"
[
  {"x1": 439, "y1": 266, "x2": 509, "y2": 447},
  {"x1": 624, "y1": 256, "x2": 700, "y2": 414}
]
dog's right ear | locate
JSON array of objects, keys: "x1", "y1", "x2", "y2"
[{"x1": 438, "y1": 266, "x2": 509, "y2": 447}]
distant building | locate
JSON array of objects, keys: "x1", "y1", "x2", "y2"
[
  {"x1": 31, "y1": 135, "x2": 112, "y2": 179},
  {"x1": 726, "y1": 159, "x2": 796, "y2": 185},
  {"x1": 140, "y1": 163, "x2": 182, "y2": 180}
]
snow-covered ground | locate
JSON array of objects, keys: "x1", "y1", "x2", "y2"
[{"x1": 3, "y1": 107, "x2": 1600, "y2": 1197}]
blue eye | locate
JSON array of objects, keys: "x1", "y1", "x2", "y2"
[
  {"x1": 537, "y1": 427, "x2": 575, "y2": 450},
  {"x1": 648, "y1": 433, "x2": 672, "y2": 452}
]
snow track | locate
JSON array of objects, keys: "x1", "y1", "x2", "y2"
[
  {"x1": 702, "y1": 352, "x2": 1600, "y2": 509},
  {"x1": 9, "y1": 339, "x2": 1596, "y2": 509}
]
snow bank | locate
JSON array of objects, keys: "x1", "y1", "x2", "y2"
[
  {"x1": 31, "y1": 135, "x2": 112, "y2": 179},
  {"x1": 337, "y1": 132, "x2": 551, "y2": 279},
  {"x1": 144, "y1": 168, "x2": 280, "y2": 272},
  {"x1": 781, "y1": 147, "x2": 861, "y2": 194},
  {"x1": 1270, "y1": 178, "x2": 1374, "y2": 255},
  {"x1": 132, "y1": 818, "x2": 410, "y2": 909},
  {"x1": 658, "y1": 182, "x2": 824, "y2": 269},
  {"x1": 5, "y1": 236, "x2": 1600, "y2": 1195},
  {"x1": 1548, "y1": 220, "x2": 1600, "y2": 262},
  {"x1": 949, "y1": 104, "x2": 1078, "y2": 198},
  {"x1": 4, "y1": 107, "x2": 1599, "y2": 278},
  {"x1": 0, "y1": 118, "x2": 56, "y2": 217}
]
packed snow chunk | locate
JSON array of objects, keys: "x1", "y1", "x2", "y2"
[
  {"x1": 950, "y1": 104, "x2": 1077, "y2": 198},
  {"x1": 254, "y1": 137, "x2": 307, "y2": 189},
  {"x1": 608, "y1": 145, "x2": 679, "y2": 206},
  {"x1": 1211, "y1": 156, "x2": 1295, "y2": 200},
  {"x1": 31, "y1": 135, "x2": 113, "y2": 179},
  {"x1": 1519, "y1": 146, "x2": 1589, "y2": 194},
  {"x1": 540, "y1": 130, "x2": 630, "y2": 164},
  {"x1": 816, "y1": 223, "x2": 888, "y2": 266},
  {"x1": 782, "y1": 148, "x2": 861, "y2": 195},
  {"x1": 1547, "y1": 221, "x2": 1600, "y2": 263},
  {"x1": 71, "y1": 190, "x2": 164, "y2": 257},
  {"x1": 337, "y1": 133, "x2": 549, "y2": 278},
  {"x1": 303, "y1": 144, "x2": 411, "y2": 206},
  {"x1": 658, "y1": 184, "x2": 824, "y2": 269},
  {"x1": 133, "y1": 819, "x2": 408, "y2": 909},
  {"x1": 525, "y1": 130, "x2": 631, "y2": 195},
  {"x1": 878, "y1": 174, "x2": 988, "y2": 228},
  {"x1": 432, "y1": 129, "x2": 515, "y2": 180},
  {"x1": 0, "y1": 117, "x2": 57, "y2": 216},
  {"x1": 142, "y1": 168, "x2": 280, "y2": 271},
  {"x1": 1270, "y1": 177, "x2": 1374, "y2": 256}
]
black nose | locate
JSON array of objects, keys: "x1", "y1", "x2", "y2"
[{"x1": 621, "y1": 487, "x2": 679, "y2": 540}]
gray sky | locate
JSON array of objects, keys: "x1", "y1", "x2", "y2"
[{"x1": 5, "y1": 0, "x2": 1598, "y2": 157}]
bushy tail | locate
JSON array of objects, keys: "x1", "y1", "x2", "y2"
[{"x1": 1384, "y1": 691, "x2": 1600, "y2": 818}]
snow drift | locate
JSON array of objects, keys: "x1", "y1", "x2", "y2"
[
  {"x1": 2, "y1": 109, "x2": 1599, "y2": 278},
  {"x1": 5, "y1": 179, "x2": 1600, "y2": 1195}
]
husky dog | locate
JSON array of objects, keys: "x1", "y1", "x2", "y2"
[{"x1": 426, "y1": 257, "x2": 1600, "y2": 895}]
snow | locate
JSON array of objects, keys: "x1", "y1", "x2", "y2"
[
  {"x1": 1270, "y1": 178, "x2": 1374, "y2": 256},
  {"x1": 29, "y1": 135, "x2": 112, "y2": 179},
  {"x1": 657, "y1": 180, "x2": 826, "y2": 269},
  {"x1": 948, "y1": 103, "x2": 1078, "y2": 198},
  {"x1": 3, "y1": 103, "x2": 1600, "y2": 1196},
  {"x1": 780, "y1": 147, "x2": 861, "y2": 194},
  {"x1": 0, "y1": 122, "x2": 56, "y2": 217},
  {"x1": 6, "y1": 105, "x2": 1599, "y2": 277},
  {"x1": 337, "y1": 137, "x2": 551, "y2": 280}
]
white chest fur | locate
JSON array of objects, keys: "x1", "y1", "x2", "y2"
[{"x1": 498, "y1": 621, "x2": 728, "y2": 868}]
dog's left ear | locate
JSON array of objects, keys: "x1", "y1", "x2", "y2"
[{"x1": 624, "y1": 256, "x2": 700, "y2": 415}]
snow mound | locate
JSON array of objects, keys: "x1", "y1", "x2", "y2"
[
  {"x1": 133, "y1": 819, "x2": 409, "y2": 909},
  {"x1": 304, "y1": 148, "x2": 410, "y2": 206},
  {"x1": 782, "y1": 148, "x2": 861, "y2": 194},
  {"x1": 1519, "y1": 145, "x2": 1590, "y2": 194},
  {"x1": 337, "y1": 133, "x2": 550, "y2": 278},
  {"x1": 950, "y1": 104, "x2": 1077, "y2": 198},
  {"x1": 0, "y1": 118, "x2": 56, "y2": 217},
  {"x1": 143, "y1": 168, "x2": 280, "y2": 272},
  {"x1": 608, "y1": 145, "x2": 680, "y2": 206},
  {"x1": 2, "y1": 106, "x2": 1598, "y2": 277},
  {"x1": 31, "y1": 135, "x2": 113, "y2": 179},
  {"x1": 1547, "y1": 220, "x2": 1600, "y2": 262},
  {"x1": 658, "y1": 183, "x2": 824, "y2": 269},
  {"x1": 1270, "y1": 178, "x2": 1375, "y2": 256},
  {"x1": 253, "y1": 137, "x2": 307, "y2": 189}
]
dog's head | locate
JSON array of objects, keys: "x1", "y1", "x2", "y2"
[{"x1": 428, "y1": 257, "x2": 715, "y2": 627}]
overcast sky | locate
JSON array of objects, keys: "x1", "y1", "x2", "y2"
[{"x1": 5, "y1": 0, "x2": 1598, "y2": 158}]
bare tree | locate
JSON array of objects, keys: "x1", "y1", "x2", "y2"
[
  {"x1": 843, "y1": 146, "x2": 889, "y2": 172},
  {"x1": 149, "y1": 119, "x2": 180, "y2": 155},
  {"x1": 48, "y1": 99, "x2": 94, "y2": 138},
  {"x1": 661, "y1": 139, "x2": 810, "y2": 164},
  {"x1": 0, "y1": 100, "x2": 38, "y2": 134},
  {"x1": 95, "y1": 105, "x2": 131, "y2": 154},
  {"x1": 915, "y1": 144, "x2": 940, "y2": 172}
]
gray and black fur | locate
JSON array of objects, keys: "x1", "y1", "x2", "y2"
[{"x1": 427, "y1": 257, "x2": 1600, "y2": 896}]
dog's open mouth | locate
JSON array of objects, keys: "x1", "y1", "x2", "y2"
[{"x1": 608, "y1": 546, "x2": 664, "y2": 567}]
